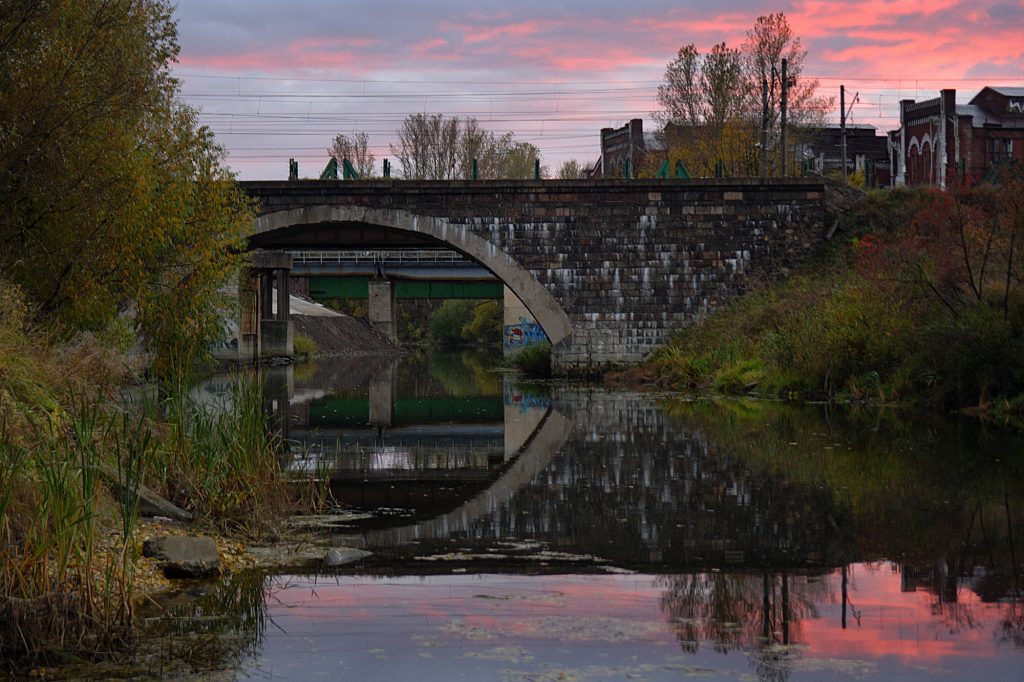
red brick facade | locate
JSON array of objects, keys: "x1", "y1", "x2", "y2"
[{"x1": 894, "y1": 87, "x2": 1024, "y2": 187}]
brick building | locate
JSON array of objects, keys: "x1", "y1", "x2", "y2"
[
  {"x1": 892, "y1": 86, "x2": 1024, "y2": 188},
  {"x1": 802, "y1": 124, "x2": 892, "y2": 185},
  {"x1": 587, "y1": 118, "x2": 891, "y2": 182},
  {"x1": 586, "y1": 119, "x2": 660, "y2": 178}
]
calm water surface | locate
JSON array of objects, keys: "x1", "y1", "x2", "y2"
[{"x1": 175, "y1": 351, "x2": 1023, "y2": 681}]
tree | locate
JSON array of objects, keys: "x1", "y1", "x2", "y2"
[
  {"x1": 391, "y1": 113, "x2": 544, "y2": 180},
  {"x1": 391, "y1": 113, "x2": 461, "y2": 179},
  {"x1": 863, "y1": 169, "x2": 1024, "y2": 321},
  {"x1": 658, "y1": 42, "x2": 748, "y2": 176},
  {"x1": 741, "y1": 12, "x2": 831, "y2": 175},
  {"x1": 655, "y1": 13, "x2": 830, "y2": 177},
  {"x1": 327, "y1": 131, "x2": 375, "y2": 177},
  {"x1": 462, "y1": 300, "x2": 502, "y2": 345},
  {"x1": 429, "y1": 300, "x2": 476, "y2": 347},
  {"x1": 558, "y1": 159, "x2": 585, "y2": 179},
  {"x1": 0, "y1": 0, "x2": 253, "y2": 375},
  {"x1": 505, "y1": 141, "x2": 545, "y2": 179},
  {"x1": 657, "y1": 44, "x2": 703, "y2": 128}
]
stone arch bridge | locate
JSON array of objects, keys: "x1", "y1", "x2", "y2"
[{"x1": 240, "y1": 178, "x2": 826, "y2": 370}]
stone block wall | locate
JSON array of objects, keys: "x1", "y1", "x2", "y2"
[{"x1": 242, "y1": 179, "x2": 826, "y2": 370}]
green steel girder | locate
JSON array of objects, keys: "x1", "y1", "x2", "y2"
[{"x1": 308, "y1": 276, "x2": 503, "y2": 300}]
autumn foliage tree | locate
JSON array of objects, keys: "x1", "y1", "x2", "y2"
[
  {"x1": 862, "y1": 169, "x2": 1024, "y2": 321},
  {"x1": 0, "y1": 0, "x2": 253, "y2": 374},
  {"x1": 853, "y1": 168, "x2": 1024, "y2": 404},
  {"x1": 656, "y1": 12, "x2": 831, "y2": 177}
]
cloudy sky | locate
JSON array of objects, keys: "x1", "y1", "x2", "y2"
[{"x1": 171, "y1": 0, "x2": 1024, "y2": 179}]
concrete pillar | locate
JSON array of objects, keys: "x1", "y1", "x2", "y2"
[
  {"x1": 897, "y1": 99, "x2": 913, "y2": 187},
  {"x1": 368, "y1": 360, "x2": 396, "y2": 428},
  {"x1": 368, "y1": 278, "x2": 397, "y2": 341},
  {"x1": 249, "y1": 250, "x2": 294, "y2": 358},
  {"x1": 260, "y1": 271, "x2": 274, "y2": 320},
  {"x1": 276, "y1": 268, "x2": 289, "y2": 321}
]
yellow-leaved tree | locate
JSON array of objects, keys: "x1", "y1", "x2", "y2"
[
  {"x1": 654, "y1": 13, "x2": 831, "y2": 177},
  {"x1": 0, "y1": 0, "x2": 252, "y2": 376}
]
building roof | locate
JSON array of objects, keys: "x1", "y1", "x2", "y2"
[
  {"x1": 956, "y1": 104, "x2": 987, "y2": 126},
  {"x1": 958, "y1": 102, "x2": 1024, "y2": 129},
  {"x1": 988, "y1": 87, "x2": 1024, "y2": 97},
  {"x1": 643, "y1": 132, "x2": 666, "y2": 151},
  {"x1": 820, "y1": 123, "x2": 877, "y2": 130}
]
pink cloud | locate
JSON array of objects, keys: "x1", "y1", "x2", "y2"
[
  {"x1": 442, "y1": 19, "x2": 546, "y2": 44},
  {"x1": 177, "y1": 36, "x2": 382, "y2": 73}
]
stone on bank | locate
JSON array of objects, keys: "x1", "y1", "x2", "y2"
[{"x1": 143, "y1": 535, "x2": 221, "y2": 579}]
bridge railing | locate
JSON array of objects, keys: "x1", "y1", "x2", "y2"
[{"x1": 290, "y1": 249, "x2": 471, "y2": 266}]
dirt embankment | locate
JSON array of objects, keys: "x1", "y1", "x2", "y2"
[{"x1": 291, "y1": 313, "x2": 400, "y2": 357}]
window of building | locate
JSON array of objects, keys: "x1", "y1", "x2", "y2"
[{"x1": 989, "y1": 138, "x2": 1013, "y2": 164}]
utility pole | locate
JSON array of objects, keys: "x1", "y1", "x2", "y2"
[
  {"x1": 840, "y1": 85, "x2": 847, "y2": 182},
  {"x1": 761, "y1": 76, "x2": 769, "y2": 178},
  {"x1": 840, "y1": 86, "x2": 860, "y2": 182},
  {"x1": 780, "y1": 59, "x2": 788, "y2": 177}
]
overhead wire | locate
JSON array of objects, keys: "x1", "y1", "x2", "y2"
[{"x1": 171, "y1": 69, "x2": 1023, "y2": 170}]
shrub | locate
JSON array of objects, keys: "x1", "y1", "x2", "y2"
[
  {"x1": 428, "y1": 300, "x2": 476, "y2": 348},
  {"x1": 293, "y1": 334, "x2": 318, "y2": 357},
  {"x1": 510, "y1": 342, "x2": 552, "y2": 378},
  {"x1": 462, "y1": 300, "x2": 503, "y2": 345}
]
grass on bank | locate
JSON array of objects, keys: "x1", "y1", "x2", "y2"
[
  {"x1": 0, "y1": 283, "x2": 289, "y2": 667},
  {"x1": 293, "y1": 334, "x2": 317, "y2": 358},
  {"x1": 509, "y1": 342, "x2": 552, "y2": 378},
  {"x1": 649, "y1": 171, "x2": 1024, "y2": 411}
]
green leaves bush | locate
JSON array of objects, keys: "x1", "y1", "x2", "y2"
[{"x1": 428, "y1": 299, "x2": 502, "y2": 347}]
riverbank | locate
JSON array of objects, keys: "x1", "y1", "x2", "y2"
[
  {"x1": 291, "y1": 312, "x2": 400, "y2": 358},
  {"x1": 609, "y1": 171, "x2": 1024, "y2": 416}
]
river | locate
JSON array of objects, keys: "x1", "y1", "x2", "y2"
[{"x1": 154, "y1": 350, "x2": 1023, "y2": 681}]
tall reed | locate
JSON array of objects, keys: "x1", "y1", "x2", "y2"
[
  {"x1": 152, "y1": 373, "x2": 287, "y2": 534},
  {"x1": 0, "y1": 397, "x2": 148, "y2": 664}
]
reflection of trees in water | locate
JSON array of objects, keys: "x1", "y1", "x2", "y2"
[
  {"x1": 1000, "y1": 602, "x2": 1024, "y2": 648},
  {"x1": 143, "y1": 571, "x2": 270, "y2": 673},
  {"x1": 664, "y1": 399, "x2": 1024, "y2": 605},
  {"x1": 424, "y1": 349, "x2": 502, "y2": 397},
  {"x1": 658, "y1": 570, "x2": 831, "y2": 682}
]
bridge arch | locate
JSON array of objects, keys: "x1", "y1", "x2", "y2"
[{"x1": 251, "y1": 205, "x2": 573, "y2": 345}]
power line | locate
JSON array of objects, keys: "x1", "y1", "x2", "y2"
[{"x1": 174, "y1": 71, "x2": 1023, "y2": 85}]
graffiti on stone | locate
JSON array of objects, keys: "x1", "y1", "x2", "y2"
[
  {"x1": 504, "y1": 317, "x2": 547, "y2": 351},
  {"x1": 503, "y1": 381, "x2": 551, "y2": 410}
]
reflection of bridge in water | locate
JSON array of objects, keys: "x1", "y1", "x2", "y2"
[
  {"x1": 263, "y1": 359, "x2": 557, "y2": 518},
  {"x1": 262, "y1": 361, "x2": 1024, "y2": 590},
  {"x1": 262, "y1": 361, "x2": 856, "y2": 567}
]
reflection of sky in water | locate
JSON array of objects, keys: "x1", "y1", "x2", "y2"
[
  {"x1": 231, "y1": 354, "x2": 1024, "y2": 678},
  {"x1": 240, "y1": 565, "x2": 1022, "y2": 681}
]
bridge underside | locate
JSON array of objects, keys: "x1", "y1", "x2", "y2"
[{"x1": 249, "y1": 220, "x2": 440, "y2": 250}]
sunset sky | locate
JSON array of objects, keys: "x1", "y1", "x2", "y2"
[{"x1": 171, "y1": 1, "x2": 1024, "y2": 179}]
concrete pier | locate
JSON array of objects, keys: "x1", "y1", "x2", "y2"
[{"x1": 368, "y1": 278, "x2": 397, "y2": 341}]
